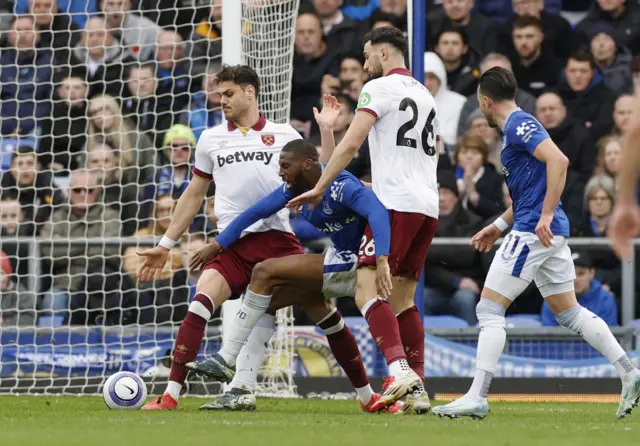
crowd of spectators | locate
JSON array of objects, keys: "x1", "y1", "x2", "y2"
[{"x1": 0, "y1": 0, "x2": 635, "y2": 328}]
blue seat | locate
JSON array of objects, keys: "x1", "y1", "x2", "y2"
[
  {"x1": 423, "y1": 315, "x2": 469, "y2": 328},
  {"x1": 38, "y1": 316, "x2": 64, "y2": 327},
  {"x1": 505, "y1": 315, "x2": 542, "y2": 328}
]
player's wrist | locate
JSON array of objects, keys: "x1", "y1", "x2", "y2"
[
  {"x1": 493, "y1": 217, "x2": 509, "y2": 232},
  {"x1": 158, "y1": 235, "x2": 177, "y2": 250},
  {"x1": 376, "y1": 254, "x2": 389, "y2": 263}
]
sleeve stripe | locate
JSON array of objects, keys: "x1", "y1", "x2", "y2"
[
  {"x1": 192, "y1": 167, "x2": 213, "y2": 180},
  {"x1": 357, "y1": 108, "x2": 378, "y2": 119}
]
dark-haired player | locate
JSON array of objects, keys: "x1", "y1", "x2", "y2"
[
  {"x1": 136, "y1": 65, "x2": 305, "y2": 411},
  {"x1": 432, "y1": 67, "x2": 639, "y2": 419},
  {"x1": 289, "y1": 27, "x2": 438, "y2": 411}
]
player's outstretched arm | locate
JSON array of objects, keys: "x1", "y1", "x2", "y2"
[
  {"x1": 288, "y1": 112, "x2": 375, "y2": 209},
  {"x1": 532, "y1": 139, "x2": 569, "y2": 247},
  {"x1": 609, "y1": 88, "x2": 640, "y2": 259},
  {"x1": 137, "y1": 175, "x2": 210, "y2": 281}
]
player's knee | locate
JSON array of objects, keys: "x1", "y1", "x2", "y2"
[
  {"x1": 476, "y1": 298, "x2": 506, "y2": 329},
  {"x1": 555, "y1": 304, "x2": 585, "y2": 332},
  {"x1": 250, "y1": 260, "x2": 277, "y2": 290}
]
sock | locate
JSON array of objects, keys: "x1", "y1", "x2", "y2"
[
  {"x1": 397, "y1": 305, "x2": 425, "y2": 379},
  {"x1": 230, "y1": 313, "x2": 275, "y2": 392},
  {"x1": 467, "y1": 298, "x2": 506, "y2": 401},
  {"x1": 165, "y1": 381, "x2": 182, "y2": 401},
  {"x1": 167, "y1": 293, "x2": 214, "y2": 399},
  {"x1": 317, "y1": 308, "x2": 370, "y2": 396},
  {"x1": 556, "y1": 305, "x2": 637, "y2": 383},
  {"x1": 219, "y1": 288, "x2": 272, "y2": 367},
  {"x1": 361, "y1": 297, "x2": 406, "y2": 375},
  {"x1": 355, "y1": 385, "x2": 375, "y2": 405}
]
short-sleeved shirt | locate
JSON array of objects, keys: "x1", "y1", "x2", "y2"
[
  {"x1": 501, "y1": 108, "x2": 570, "y2": 236},
  {"x1": 356, "y1": 68, "x2": 440, "y2": 218},
  {"x1": 193, "y1": 115, "x2": 301, "y2": 236}
]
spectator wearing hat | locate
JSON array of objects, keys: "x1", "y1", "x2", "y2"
[
  {"x1": 555, "y1": 51, "x2": 616, "y2": 142},
  {"x1": 589, "y1": 23, "x2": 634, "y2": 95},
  {"x1": 0, "y1": 250, "x2": 36, "y2": 326},
  {"x1": 423, "y1": 52, "x2": 466, "y2": 147},
  {"x1": 424, "y1": 170, "x2": 484, "y2": 325},
  {"x1": 509, "y1": 16, "x2": 564, "y2": 97},
  {"x1": 433, "y1": 26, "x2": 480, "y2": 97},
  {"x1": 576, "y1": 0, "x2": 640, "y2": 55},
  {"x1": 541, "y1": 251, "x2": 618, "y2": 326}
]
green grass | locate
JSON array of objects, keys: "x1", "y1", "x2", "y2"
[{"x1": 0, "y1": 396, "x2": 638, "y2": 446}]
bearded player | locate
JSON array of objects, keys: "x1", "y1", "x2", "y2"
[
  {"x1": 288, "y1": 27, "x2": 438, "y2": 410},
  {"x1": 432, "y1": 67, "x2": 640, "y2": 419},
  {"x1": 137, "y1": 65, "x2": 309, "y2": 411}
]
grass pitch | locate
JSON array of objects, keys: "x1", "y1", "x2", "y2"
[{"x1": 0, "y1": 396, "x2": 637, "y2": 446}]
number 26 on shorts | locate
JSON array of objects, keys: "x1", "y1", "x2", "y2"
[{"x1": 359, "y1": 234, "x2": 375, "y2": 257}]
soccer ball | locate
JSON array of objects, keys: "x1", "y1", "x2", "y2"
[{"x1": 102, "y1": 371, "x2": 148, "y2": 410}]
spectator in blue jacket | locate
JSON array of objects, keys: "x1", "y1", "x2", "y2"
[
  {"x1": 15, "y1": 0, "x2": 98, "y2": 28},
  {"x1": 0, "y1": 16, "x2": 53, "y2": 136},
  {"x1": 541, "y1": 251, "x2": 619, "y2": 326},
  {"x1": 184, "y1": 69, "x2": 224, "y2": 142}
]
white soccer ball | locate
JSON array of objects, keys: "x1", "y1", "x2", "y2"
[{"x1": 102, "y1": 371, "x2": 148, "y2": 410}]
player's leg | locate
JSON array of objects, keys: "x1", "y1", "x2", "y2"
[
  {"x1": 142, "y1": 268, "x2": 232, "y2": 410},
  {"x1": 188, "y1": 254, "x2": 323, "y2": 380}
]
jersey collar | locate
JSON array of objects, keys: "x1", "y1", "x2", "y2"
[
  {"x1": 387, "y1": 68, "x2": 413, "y2": 77},
  {"x1": 501, "y1": 107, "x2": 521, "y2": 133},
  {"x1": 227, "y1": 113, "x2": 267, "y2": 132}
]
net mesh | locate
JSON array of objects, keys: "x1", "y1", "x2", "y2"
[{"x1": 0, "y1": 0, "x2": 299, "y2": 397}]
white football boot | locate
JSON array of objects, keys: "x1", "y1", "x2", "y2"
[
  {"x1": 617, "y1": 372, "x2": 640, "y2": 419},
  {"x1": 432, "y1": 394, "x2": 489, "y2": 419}
]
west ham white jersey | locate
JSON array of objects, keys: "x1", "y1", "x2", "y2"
[
  {"x1": 356, "y1": 68, "x2": 440, "y2": 218},
  {"x1": 193, "y1": 116, "x2": 301, "y2": 237}
]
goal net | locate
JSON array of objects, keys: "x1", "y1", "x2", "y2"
[{"x1": 0, "y1": 0, "x2": 300, "y2": 397}]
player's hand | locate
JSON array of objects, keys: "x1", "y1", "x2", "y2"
[
  {"x1": 470, "y1": 224, "x2": 502, "y2": 252},
  {"x1": 313, "y1": 94, "x2": 341, "y2": 130},
  {"x1": 535, "y1": 213, "x2": 554, "y2": 248},
  {"x1": 375, "y1": 255, "x2": 393, "y2": 298},
  {"x1": 136, "y1": 246, "x2": 170, "y2": 282},
  {"x1": 287, "y1": 187, "x2": 324, "y2": 210},
  {"x1": 458, "y1": 277, "x2": 480, "y2": 293},
  {"x1": 608, "y1": 201, "x2": 640, "y2": 259},
  {"x1": 189, "y1": 239, "x2": 223, "y2": 271}
]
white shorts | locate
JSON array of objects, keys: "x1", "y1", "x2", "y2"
[
  {"x1": 484, "y1": 230, "x2": 576, "y2": 300},
  {"x1": 322, "y1": 247, "x2": 357, "y2": 300}
]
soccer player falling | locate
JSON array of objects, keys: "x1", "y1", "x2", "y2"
[
  {"x1": 289, "y1": 27, "x2": 439, "y2": 412},
  {"x1": 136, "y1": 65, "x2": 309, "y2": 411},
  {"x1": 186, "y1": 96, "x2": 420, "y2": 413},
  {"x1": 431, "y1": 67, "x2": 640, "y2": 419}
]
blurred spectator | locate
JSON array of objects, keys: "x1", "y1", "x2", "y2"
[
  {"x1": 313, "y1": 0, "x2": 363, "y2": 57},
  {"x1": 467, "y1": 110, "x2": 501, "y2": 170},
  {"x1": 541, "y1": 251, "x2": 618, "y2": 326},
  {"x1": 179, "y1": 232, "x2": 206, "y2": 301},
  {"x1": 536, "y1": 91, "x2": 596, "y2": 223},
  {"x1": 428, "y1": 0, "x2": 498, "y2": 58},
  {"x1": 0, "y1": 249, "x2": 36, "y2": 326},
  {"x1": 139, "y1": 0, "x2": 209, "y2": 41},
  {"x1": 343, "y1": 0, "x2": 407, "y2": 24},
  {"x1": 40, "y1": 170, "x2": 122, "y2": 322},
  {"x1": 184, "y1": 68, "x2": 223, "y2": 143},
  {"x1": 321, "y1": 55, "x2": 368, "y2": 106},
  {"x1": 0, "y1": 145, "x2": 64, "y2": 233},
  {"x1": 589, "y1": 23, "x2": 633, "y2": 95},
  {"x1": 101, "y1": 0, "x2": 161, "y2": 61},
  {"x1": 433, "y1": 26, "x2": 479, "y2": 97},
  {"x1": 510, "y1": 16, "x2": 563, "y2": 97},
  {"x1": 29, "y1": 0, "x2": 81, "y2": 64},
  {"x1": 455, "y1": 134, "x2": 505, "y2": 220},
  {"x1": 14, "y1": 0, "x2": 98, "y2": 28},
  {"x1": 0, "y1": 198, "x2": 31, "y2": 279},
  {"x1": 86, "y1": 94, "x2": 155, "y2": 182},
  {"x1": 597, "y1": 135, "x2": 621, "y2": 181},
  {"x1": 499, "y1": 0, "x2": 575, "y2": 61},
  {"x1": 0, "y1": 16, "x2": 53, "y2": 136},
  {"x1": 123, "y1": 195, "x2": 186, "y2": 324},
  {"x1": 65, "y1": 16, "x2": 134, "y2": 98},
  {"x1": 155, "y1": 29, "x2": 204, "y2": 116},
  {"x1": 576, "y1": 0, "x2": 640, "y2": 55},
  {"x1": 556, "y1": 51, "x2": 616, "y2": 142},
  {"x1": 0, "y1": 0, "x2": 12, "y2": 33},
  {"x1": 38, "y1": 74, "x2": 88, "y2": 173},
  {"x1": 424, "y1": 170, "x2": 483, "y2": 325},
  {"x1": 291, "y1": 13, "x2": 340, "y2": 134},
  {"x1": 86, "y1": 142, "x2": 140, "y2": 236},
  {"x1": 611, "y1": 94, "x2": 634, "y2": 136},
  {"x1": 457, "y1": 53, "x2": 536, "y2": 137},
  {"x1": 423, "y1": 52, "x2": 465, "y2": 147},
  {"x1": 189, "y1": 0, "x2": 222, "y2": 73},
  {"x1": 633, "y1": 55, "x2": 640, "y2": 86}
]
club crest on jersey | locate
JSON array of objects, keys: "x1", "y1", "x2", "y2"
[{"x1": 261, "y1": 134, "x2": 275, "y2": 146}]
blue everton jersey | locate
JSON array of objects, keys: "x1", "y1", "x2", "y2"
[
  {"x1": 501, "y1": 108, "x2": 570, "y2": 237},
  {"x1": 216, "y1": 168, "x2": 390, "y2": 257}
]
